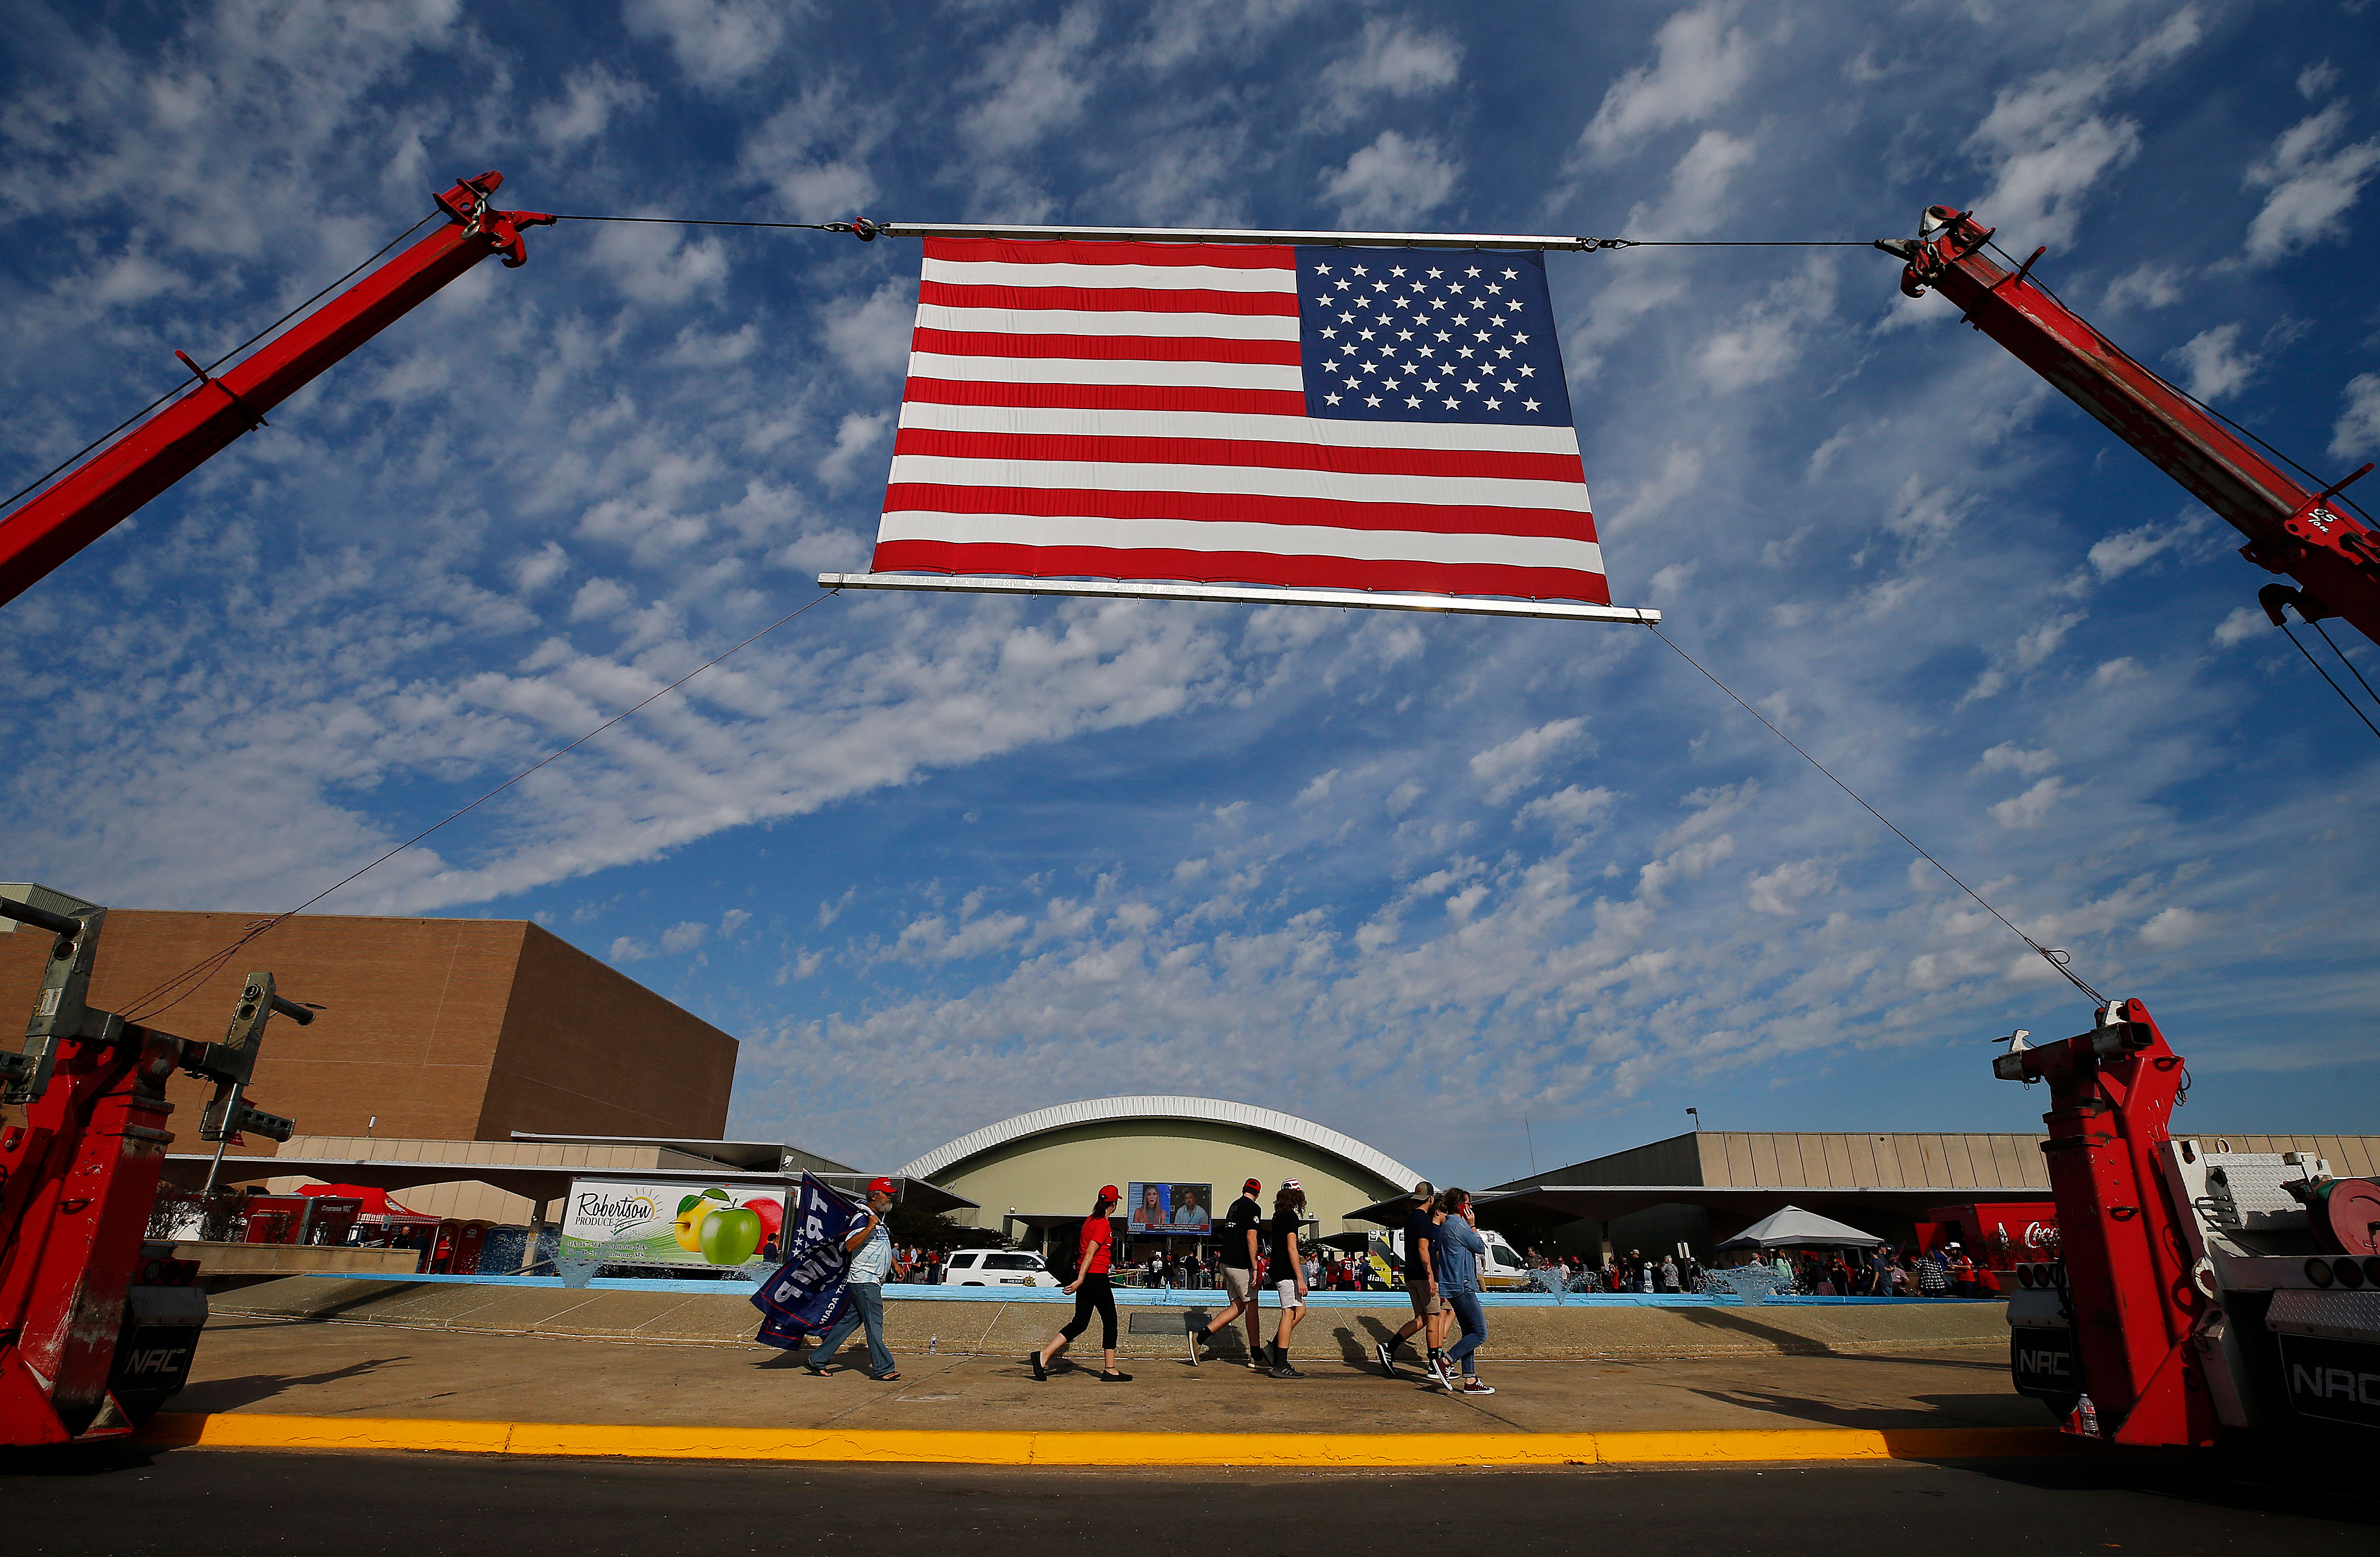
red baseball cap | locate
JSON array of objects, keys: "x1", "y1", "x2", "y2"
[
  {"x1": 1243, "y1": 1177, "x2": 1261, "y2": 1193},
  {"x1": 1099, "y1": 1184, "x2": 1120, "y2": 1200},
  {"x1": 868, "y1": 1177, "x2": 895, "y2": 1195}
]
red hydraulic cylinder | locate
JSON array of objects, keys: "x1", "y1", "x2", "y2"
[
  {"x1": 1998, "y1": 999, "x2": 2214, "y2": 1447},
  {"x1": 1890, "y1": 209, "x2": 2380, "y2": 648},
  {"x1": 0, "y1": 172, "x2": 552, "y2": 609},
  {"x1": 0, "y1": 1028, "x2": 184, "y2": 1443}
]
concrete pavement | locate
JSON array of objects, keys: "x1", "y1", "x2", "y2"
[
  {"x1": 175, "y1": 1313, "x2": 2041, "y2": 1436},
  {"x1": 210, "y1": 1274, "x2": 2011, "y2": 1359}
]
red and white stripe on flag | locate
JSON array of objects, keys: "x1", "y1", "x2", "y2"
[{"x1": 872, "y1": 238, "x2": 1608, "y2": 605}]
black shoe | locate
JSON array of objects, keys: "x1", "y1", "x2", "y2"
[
  {"x1": 1374, "y1": 1339, "x2": 1397, "y2": 1376},
  {"x1": 1028, "y1": 1352, "x2": 1047, "y2": 1381},
  {"x1": 1097, "y1": 1370, "x2": 1134, "y2": 1382},
  {"x1": 1272, "y1": 1357, "x2": 1305, "y2": 1379}
]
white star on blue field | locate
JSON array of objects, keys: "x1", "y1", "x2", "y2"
[
  {"x1": 1, "y1": 2, "x2": 2374, "y2": 1182},
  {"x1": 1298, "y1": 250, "x2": 1573, "y2": 423}
]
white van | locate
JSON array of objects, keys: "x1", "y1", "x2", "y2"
[
  {"x1": 940, "y1": 1249, "x2": 1061, "y2": 1287},
  {"x1": 1386, "y1": 1227, "x2": 1532, "y2": 1291}
]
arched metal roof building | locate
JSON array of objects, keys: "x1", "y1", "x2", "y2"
[{"x1": 900, "y1": 1095, "x2": 1421, "y2": 1236}]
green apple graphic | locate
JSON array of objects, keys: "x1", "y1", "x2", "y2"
[{"x1": 700, "y1": 1206, "x2": 765, "y2": 1265}]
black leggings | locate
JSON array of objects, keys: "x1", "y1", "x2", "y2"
[{"x1": 1059, "y1": 1273, "x2": 1117, "y2": 1349}]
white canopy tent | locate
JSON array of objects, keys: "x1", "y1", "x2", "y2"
[{"x1": 1715, "y1": 1205, "x2": 1885, "y2": 1251}]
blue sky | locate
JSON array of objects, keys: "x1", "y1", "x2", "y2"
[{"x1": 2, "y1": 1, "x2": 2375, "y2": 1186}]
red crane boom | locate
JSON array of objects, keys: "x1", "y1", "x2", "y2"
[
  {"x1": 1884, "y1": 206, "x2": 2378, "y2": 646},
  {"x1": 0, "y1": 171, "x2": 552, "y2": 609}
]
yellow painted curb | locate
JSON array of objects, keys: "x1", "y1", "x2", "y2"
[{"x1": 137, "y1": 1414, "x2": 2089, "y2": 1466}]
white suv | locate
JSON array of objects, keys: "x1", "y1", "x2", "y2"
[{"x1": 941, "y1": 1250, "x2": 1060, "y2": 1287}]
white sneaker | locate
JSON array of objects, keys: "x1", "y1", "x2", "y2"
[{"x1": 1459, "y1": 1378, "x2": 1495, "y2": 1396}]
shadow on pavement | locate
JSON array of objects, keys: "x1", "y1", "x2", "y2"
[
  {"x1": 1682, "y1": 1384, "x2": 2048, "y2": 1431},
  {"x1": 169, "y1": 1355, "x2": 410, "y2": 1413}
]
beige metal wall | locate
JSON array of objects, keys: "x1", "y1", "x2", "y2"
[
  {"x1": 264, "y1": 1135, "x2": 729, "y2": 1225},
  {"x1": 1693, "y1": 1131, "x2": 2052, "y2": 1190},
  {"x1": 1536, "y1": 1129, "x2": 2380, "y2": 1191},
  {"x1": 932, "y1": 1117, "x2": 1408, "y2": 1236}
]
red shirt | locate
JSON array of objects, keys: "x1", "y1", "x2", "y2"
[{"x1": 1078, "y1": 1215, "x2": 1113, "y2": 1275}]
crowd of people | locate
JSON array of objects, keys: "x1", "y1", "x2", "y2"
[{"x1": 800, "y1": 1177, "x2": 1987, "y2": 1385}]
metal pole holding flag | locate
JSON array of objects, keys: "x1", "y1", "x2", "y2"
[
  {"x1": 821, "y1": 572, "x2": 1658, "y2": 624},
  {"x1": 872, "y1": 221, "x2": 1623, "y2": 252}
]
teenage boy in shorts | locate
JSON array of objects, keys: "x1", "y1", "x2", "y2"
[
  {"x1": 1195, "y1": 1176, "x2": 1268, "y2": 1370},
  {"x1": 1376, "y1": 1180, "x2": 1444, "y2": 1377}
]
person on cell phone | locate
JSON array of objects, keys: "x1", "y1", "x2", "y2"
[{"x1": 1428, "y1": 1189, "x2": 1495, "y2": 1396}]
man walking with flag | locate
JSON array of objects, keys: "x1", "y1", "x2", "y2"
[{"x1": 804, "y1": 1177, "x2": 900, "y2": 1381}]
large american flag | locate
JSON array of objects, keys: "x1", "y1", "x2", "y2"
[{"x1": 869, "y1": 238, "x2": 1607, "y2": 605}]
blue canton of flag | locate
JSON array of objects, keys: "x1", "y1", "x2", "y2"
[{"x1": 1295, "y1": 248, "x2": 1574, "y2": 426}]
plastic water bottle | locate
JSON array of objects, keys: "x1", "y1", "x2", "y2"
[
  {"x1": 928, "y1": 1334, "x2": 938, "y2": 1354},
  {"x1": 2075, "y1": 1393, "x2": 2098, "y2": 1436}
]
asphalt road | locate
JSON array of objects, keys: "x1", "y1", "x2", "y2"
[{"x1": 7, "y1": 1447, "x2": 2373, "y2": 1555}]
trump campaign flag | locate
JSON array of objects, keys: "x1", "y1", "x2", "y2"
[
  {"x1": 823, "y1": 233, "x2": 1655, "y2": 624},
  {"x1": 750, "y1": 1173, "x2": 858, "y2": 1347}
]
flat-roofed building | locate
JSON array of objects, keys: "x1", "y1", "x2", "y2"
[
  {"x1": 0, "y1": 898, "x2": 738, "y2": 1173},
  {"x1": 1484, "y1": 1129, "x2": 2380, "y2": 1258}
]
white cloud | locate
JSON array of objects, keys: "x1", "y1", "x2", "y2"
[
  {"x1": 585, "y1": 220, "x2": 729, "y2": 305},
  {"x1": 2245, "y1": 104, "x2": 2380, "y2": 263},
  {"x1": 2139, "y1": 904, "x2": 2212, "y2": 948},
  {"x1": 1979, "y1": 743, "x2": 2056, "y2": 776},
  {"x1": 513, "y1": 543, "x2": 571, "y2": 594},
  {"x1": 720, "y1": 908, "x2": 751, "y2": 937},
  {"x1": 1295, "y1": 768, "x2": 1338, "y2": 805},
  {"x1": 2297, "y1": 62, "x2": 2339, "y2": 100},
  {"x1": 1962, "y1": 10, "x2": 2202, "y2": 245},
  {"x1": 741, "y1": 83, "x2": 882, "y2": 218},
  {"x1": 1578, "y1": 5, "x2": 1752, "y2": 159},
  {"x1": 531, "y1": 66, "x2": 651, "y2": 148},
  {"x1": 1315, "y1": 19, "x2": 1460, "y2": 126},
  {"x1": 2212, "y1": 606, "x2": 2268, "y2": 648},
  {"x1": 958, "y1": 9, "x2": 1096, "y2": 156},
  {"x1": 816, "y1": 411, "x2": 890, "y2": 490},
  {"x1": 823, "y1": 280, "x2": 916, "y2": 381},
  {"x1": 661, "y1": 920, "x2": 708, "y2": 953},
  {"x1": 1745, "y1": 858, "x2": 1830, "y2": 916},
  {"x1": 1516, "y1": 785, "x2": 1617, "y2": 832},
  {"x1": 2088, "y1": 522, "x2": 2178, "y2": 578},
  {"x1": 568, "y1": 577, "x2": 634, "y2": 622},
  {"x1": 1469, "y1": 718, "x2": 1588, "y2": 803},
  {"x1": 1989, "y1": 776, "x2": 2071, "y2": 830},
  {"x1": 623, "y1": 0, "x2": 790, "y2": 91},
  {"x1": 2331, "y1": 372, "x2": 2380, "y2": 458},
  {"x1": 2102, "y1": 263, "x2": 2183, "y2": 310},
  {"x1": 2169, "y1": 324, "x2": 2260, "y2": 401},
  {"x1": 1319, "y1": 130, "x2": 1459, "y2": 227}
]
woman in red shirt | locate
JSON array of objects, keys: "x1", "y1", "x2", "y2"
[{"x1": 1031, "y1": 1185, "x2": 1130, "y2": 1382}]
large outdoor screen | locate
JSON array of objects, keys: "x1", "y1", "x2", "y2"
[{"x1": 1125, "y1": 1181, "x2": 1213, "y2": 1236}]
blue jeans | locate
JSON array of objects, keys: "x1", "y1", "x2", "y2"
[
  {"x1": 1443, "y1": 1288, "x2": 1487, "y2": 1376},
  {"x1": 813, "y1": 1282, "x2": 894, "y2": 1376}
]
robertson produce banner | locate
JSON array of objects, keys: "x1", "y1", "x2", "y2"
[
  {"x1": 751, "y1": 1174, "x2": 861, "y2": 1345},
  {"x1": 557, "y1": 1177, "x2": 788, "y2": 1270}
]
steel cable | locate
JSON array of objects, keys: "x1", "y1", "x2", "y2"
[
  {"x1": 0, "y1": 213, "x2": 437, "y2": 515},
  {"x1": 1646, "y1": 623, "x2": 2110, "y2": 1008}
]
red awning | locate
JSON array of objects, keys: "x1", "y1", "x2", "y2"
[{"x1": 295, "y1": 1182, "x2": 426, "y2": 1218}]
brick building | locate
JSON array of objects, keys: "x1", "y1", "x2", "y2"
[{"x1": 0, "y1": 896, "x2": 737, "y2": 1162}]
